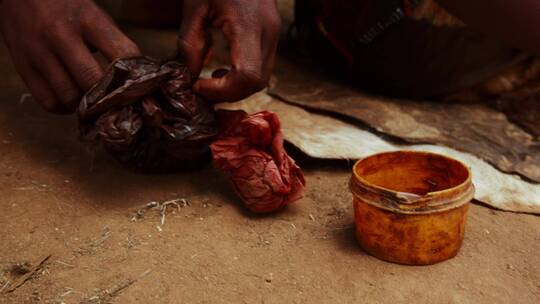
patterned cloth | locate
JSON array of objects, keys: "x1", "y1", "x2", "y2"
[
  {"x1": 296, "y1": 0, "x2": 422, "y2": 66},
  {"x1": 293, "y1": 0, "x2": 522, "y2": 99}
]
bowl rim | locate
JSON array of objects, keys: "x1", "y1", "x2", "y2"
[{"x1": 351, "y1": 150, "x2": 474, "y2": 214}]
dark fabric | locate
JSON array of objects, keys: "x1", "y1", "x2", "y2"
[
  {"x1": 78, "y1": 57, "x2": 218, "y2": 173},
  {"x1": 293, "y1": 0, "x2": 524, "y2": 98}
]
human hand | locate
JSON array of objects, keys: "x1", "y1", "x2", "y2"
[
  {"x1": 0, "y1": 0, "x2": 140, "y2": 113},
  {"x1": 178, "y1": 0, "x2": 281, "y2": 103}
]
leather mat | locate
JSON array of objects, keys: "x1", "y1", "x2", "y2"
[{"x1": 267, "y1": 57, "x2": 540, "y2": 183}]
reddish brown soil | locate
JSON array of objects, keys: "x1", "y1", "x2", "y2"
[{"x1": 0, "y1": 10, "x2": 539, "y2": 303}]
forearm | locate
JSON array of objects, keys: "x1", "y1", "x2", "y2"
[{"x1": 437, "y1": 0, "x2": 540, "y2": 54}]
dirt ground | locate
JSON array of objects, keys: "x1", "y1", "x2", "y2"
[{"x1": 1, "y1": 3, "x2": 539, "y2": 303}]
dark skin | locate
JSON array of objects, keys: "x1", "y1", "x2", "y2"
[
  {"x1": 0, "y1": 0, "x2": 141, "y2": 113},
  {"x1": 1, "y1": 0, "x2": 539, "y2": 114},
  {"x1": 0, "y1": 0, "x2": 280, "y2": 113},
  {"x1": 179, "y1": 0, "x2": 281, "y2": 103}
]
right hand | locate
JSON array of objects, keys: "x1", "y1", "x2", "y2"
[
  {"x1": 0, "y1": 0, "x2": 141, "y2": 114},
  {"x1": 178, "y1": 0, "x2": 281, "y2": 104}
]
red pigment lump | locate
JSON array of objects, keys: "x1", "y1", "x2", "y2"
[{"x1": 210, "y1": 110, "x2": 306, "y2": 213}]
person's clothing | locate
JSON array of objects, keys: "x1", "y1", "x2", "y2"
[{"x1": 293, "y1": 0, "x2": 528, "y2": 99}]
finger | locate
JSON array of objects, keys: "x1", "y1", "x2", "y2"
[
  {"x1": 32, "y1": 51, "x2": 82, "y2": 112},
  {"x1": 82, "y1": 10, "x2": 140, "y2": 62},
  {"x1": 22, "y1": 67, "x2": 71, "y2": 114},
  {"x1": 194, "y1": 24, "x2": 266, "y2": 103},
  {"x1": 50, "y1": 31, "x2": 104, "y2": 92},
  {"x1": 7, "y1": 43, "x2": 69, "y2": 114},
  {"x1": 178, "y1": 2, "x2": 210, "y2": 78},
  {"x1": 260, "y1": 13, "x2": 281, "y2": 79}
]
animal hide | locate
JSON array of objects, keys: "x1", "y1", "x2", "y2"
[{"x1": 267, "y1": 59, "x2": 540, "y2": 183}]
